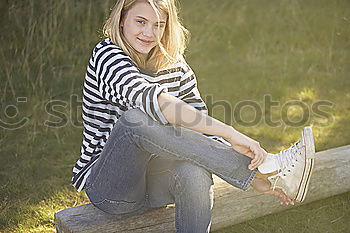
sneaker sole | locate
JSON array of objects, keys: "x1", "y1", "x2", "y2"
[{"x1": 295, "y1": 126, "x2": 315, "y2": 202}]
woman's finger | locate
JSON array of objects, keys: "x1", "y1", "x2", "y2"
[
  {"x1": 251, "y1": 157, "x2": 261, "y2": 169},
  {"x1": 257, "y1": 154, "x2": 265, "y2": 167},
  {"x1": 250, "y1": 148, "x2": 260, "y2": 161},
  {"x1": 275, "y1": 190, "x2": 287, "y2": 205},
  {"x1": 248, "y1": 149, "x2": 258, "y2": 169},
  {"x1": 249, "y1": 157, "x2": 259, "y2": 169},
  {"x1": 264, "y1": 188, "x2": 295, "y2": 206},
  {"x1": 250, "y1": 158, "x2": 260, "y2": 170},
  {"x1": 254, "y1": 147, "x2": 268, "y2": 168},
  {"x1": 255, "y1": 151, "x2": 264, "y2": 167},
  {"x1": 277, "y1": 189, "x2": 294, "y2": 205},
  {"x1": 250, "y1": 148, "x2": 264, "y2": 169}
]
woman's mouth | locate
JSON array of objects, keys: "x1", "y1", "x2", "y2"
[{"x1": 137, "y1": 38, "x2": 154, "y2": 46}]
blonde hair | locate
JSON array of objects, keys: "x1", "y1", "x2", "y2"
[{"x1": 103, "y1": 0, "x2": 189, "y2": 71}]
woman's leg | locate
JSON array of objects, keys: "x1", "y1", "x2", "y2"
[
  {"x1": 85, "y1": 108, "x2": 255, "y2": 219},
  {"x1": 84, "y1": 129, "x2": 155, "y2": 215},
  {"x1": 170, "y1": 162, "x2": 214, "y2": 233},
  {"x1": 147, "y1": 157, "x2": 214, "y2": 233},
  {"x1": 117, "y1": 108, "x2": 256, "y2": 190}
]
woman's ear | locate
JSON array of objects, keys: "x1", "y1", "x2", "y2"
[{"x1": 120, "y1": 15, "x2": 125, "y2": 29}]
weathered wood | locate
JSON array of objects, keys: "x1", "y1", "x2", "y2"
[{"x1": 55, "y1": 145, "x2": 350, "y2": 232}]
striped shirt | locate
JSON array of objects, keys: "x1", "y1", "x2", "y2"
[{"x1": 72, "y1": 38, "x2": 230, "y2": 191}]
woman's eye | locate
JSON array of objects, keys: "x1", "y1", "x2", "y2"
[
  {"x1": 155, "y1": 24, "x2": 165, "y2": 29},
  {"x1": 136, "y1": 20, "x2": 145, "y2": 25}
]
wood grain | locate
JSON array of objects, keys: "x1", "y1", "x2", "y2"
[{"x1": 55, "y1": 145, "x2": 350, "y2": 232}]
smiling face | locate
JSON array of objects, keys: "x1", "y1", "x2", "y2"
[{"x1": 121, "y1": 1, "x2": 167, "y2": 56}]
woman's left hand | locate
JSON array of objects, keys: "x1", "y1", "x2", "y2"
[
  {"x1": 227, "y1": 130, "x2": 267, "y2": 170},
  {"x1": 233, "y1": 143, "x2": 267, "y2": 170}
]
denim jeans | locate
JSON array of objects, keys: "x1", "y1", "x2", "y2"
[{"x1": 85, "y1": 108, "x2": 257, "y2": 233}]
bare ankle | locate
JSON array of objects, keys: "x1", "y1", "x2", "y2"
[
  {"x1": 256, "y1": 170, "x2": 278, "y2": 180},
  {"x1": 252, "y1": 176, "x2": 272, "y2": 193}
]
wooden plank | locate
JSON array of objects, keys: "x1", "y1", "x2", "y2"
[
  {"x1": 55, "y1": 145, "x2": 350, "y2": 232},
  {"x1": 55, "y1": 204, "x2": 175, "y2": 233}
]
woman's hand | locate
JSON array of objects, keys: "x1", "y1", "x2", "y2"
[
  {"x1": 252, "y1": 176, "x2": 295, "y2": 206},
  {"x1": 263, "y1": 188, "x2": 295, "y2": 206},
  {"x1": 226, "y1": 130, "x2": 267, "y2": 170}
]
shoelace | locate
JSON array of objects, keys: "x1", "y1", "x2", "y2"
[{"x1": 270, "y1": 141, "x2": 302, "y2": 190}]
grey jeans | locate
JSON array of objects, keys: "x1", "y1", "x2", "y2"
[{"x1": 85, "y1": 108, "x2": 257, "y2": 233}]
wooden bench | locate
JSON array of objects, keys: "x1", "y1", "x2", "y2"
[{"x1": 55, "y1": 145, "x2": 350, "y2": 232}]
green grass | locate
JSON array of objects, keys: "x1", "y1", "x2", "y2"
[{"x1": 0, "y1": 0, "x2": 349, "y2": 232}]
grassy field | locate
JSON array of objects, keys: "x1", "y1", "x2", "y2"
[{"x1": 0, "y1": 0, "x2": 349, "y2": 232}]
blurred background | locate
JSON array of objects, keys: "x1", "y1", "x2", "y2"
[{"x1": 0, "y1": 0, "x2": 349, "y2": 232}]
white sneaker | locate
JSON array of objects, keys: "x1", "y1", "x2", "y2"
[{"x1": 268, "y1": 127, "x2": 315, "y2": 202}]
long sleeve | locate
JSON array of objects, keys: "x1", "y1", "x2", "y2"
[
  {"x1": 178, "y1": 62, "x2": 208, "y2": 113},
  {"x1": 93, "y1": 44, "x2": 168, "y2": 125}
]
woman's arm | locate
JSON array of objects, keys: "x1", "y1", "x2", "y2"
[
  {"x1": 159, "y1": 93, "x2": 295, "y2": 205},
  {"x1": 159, "y1": 92, "x2": 234, "y2": 140},
  {"x1": 178, "y1": 62, "x2": 231, "y2": 146},
  {"x1": 158, "y1": 92, "x2": 267, "y2": 170}
]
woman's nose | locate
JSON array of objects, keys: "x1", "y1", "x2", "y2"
[{"x1": 142, "y1": 25, "x2": 154, "y2": 37}]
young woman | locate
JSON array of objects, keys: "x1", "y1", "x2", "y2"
[{"x1": 72, "y1": 0, "x2": 315, "y2": 232}]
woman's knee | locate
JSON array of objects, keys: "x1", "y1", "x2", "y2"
[
  {"x1": 172, "y1": 162, "x2": 214, "y2": 195},
  {"x1": 109, "y1": 108, "x2": 148, "y2": 137},
  {"x1": 117, "y1": 108, "x2": 156, "y2": 131},
  {"x1": 120, "y1": 108, "x2": 147, "y2": 126}
]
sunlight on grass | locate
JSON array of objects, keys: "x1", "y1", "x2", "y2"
[
  {"x1": 0, "y1": 0, "x2": 349, "y2": 232},
  {"x1": 7, "y1": 188, "x2": 89, "y2": 232},
  {"x1": 297, "y1": 88, "x2": 316, "y2": 102}
]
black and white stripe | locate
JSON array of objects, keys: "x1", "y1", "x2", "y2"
[{"x1": 72, "y1": 38, "x2": 230, "y2": 191}]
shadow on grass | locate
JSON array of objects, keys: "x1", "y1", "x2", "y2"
[
  {"x1": 215, "y1": 191, "x2": 350, "y2": 233},
  {"x1": 1, "y1": 0, "x2": 349, "y2": 232},
  {"x1": 1, "y1": 97, "x2": 349, "y2": 232},
  {"x1": 0, "y1": 116, "x2": 89, "y2": 231}
]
